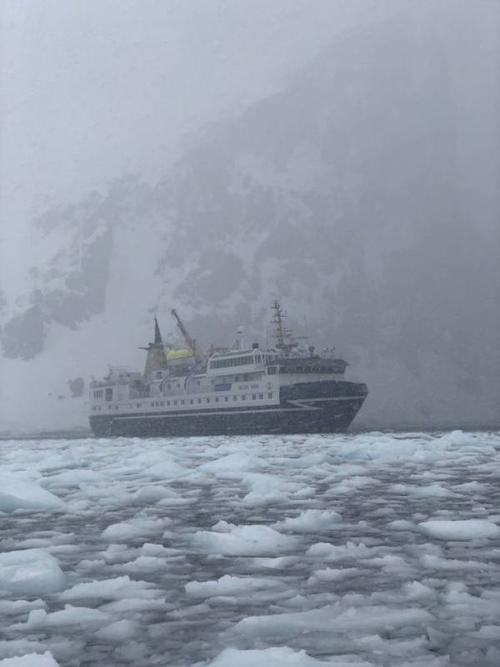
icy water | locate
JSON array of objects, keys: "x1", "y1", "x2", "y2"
[{"x1": 0, "y1": 432, "x2": 500, "y2": 667}]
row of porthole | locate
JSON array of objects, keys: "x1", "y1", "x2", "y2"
[
  {"x1": 150, "y1": 392, "x2": 273, "y2": 408},
  {"x1": 92, "y1": 393, "x2": 274, "y2": 411}
]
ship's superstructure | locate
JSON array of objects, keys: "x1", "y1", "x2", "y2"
[{"x1": 88, "y1": 303, "x2": 368, "y2": 437}]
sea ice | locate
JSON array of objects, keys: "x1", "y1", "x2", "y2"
[
  {"x1": 418, "y1": 519, "x2": 500, "y2": 540},
  {"x1": 1, "y1": 430, "x2": 499, "y2": 666},
  {"x1": 0, "y1": 478, "x2": 64, "y2": 513},
  {"x1": 0, "y1": 550, "x2": 66, "y2": 596},
  {"x1": 199, "y1": 453, "x2": 265, "y2": 475},
  {"x1": 94, "y1": 619, "x2": 138, "y2": 642},
  {"x1": 307, "y1": 567, "x2": 359, "y2": 585},
  {"x1": 132, "y1": 485, "x2": 177, "y2": 504},
  {"x1": 306, "y1": 541, "x2": 374, "y2": 561},
  {"x1": 186, "y1": 574, "x2": 279, "y2": 598},
  {"x1": 0, "y1": 652, "x2": 60, "y2": 667},
  {"x1": 391, "y1": 483, "x2": 456, "y2": 498},
  {"x1": 241, "y1": 473, "x2": 292, "y2": 506},
  {"x1": 59, "y1": 575, "x2": 157, "y2": 601},
  {"x1": 101, "y1": 518, "x2": 169, "y2": 541},
  {"x1": 27, "y1": 605, "x2": 109, "y2": 628},
  {"x1": 202, "y1": 646, "x2": 373, "y2": 666},
  {"x1": 274, "y1": 509, "x2": 342, "y2": 532},
  {"x1": 235, "y1": 603, "x2": 434, "y2": 639},
  {"x1": 193, "y1": 524, "x2": 298, "y2": 556}
]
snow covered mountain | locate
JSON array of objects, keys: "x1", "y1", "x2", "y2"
[{"x1": 1, "y1": 9, "x2": 498, "y2": 433}]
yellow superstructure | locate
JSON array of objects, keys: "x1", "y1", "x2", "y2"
[{"x1": 166, "y1": 348, "x2": 193, "y2": 361}]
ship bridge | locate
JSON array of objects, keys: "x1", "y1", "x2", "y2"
[{"x1": 207, "y1": 348, "x2": 267, "y2": 376}]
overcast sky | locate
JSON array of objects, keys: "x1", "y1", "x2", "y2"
[
  {"x1": 0, "y1": 1, "x2": 385, "y2": 224},
  {"x1": 1, "y1": 0, "x2": 497, "y2": 287}
]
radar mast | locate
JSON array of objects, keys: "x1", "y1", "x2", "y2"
[{"x1": 271, "y1": 300, "x2": 299, "y2": 354}]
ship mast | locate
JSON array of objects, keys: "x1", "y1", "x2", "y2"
[{"x1": 271, "y1": 300, "x2": 298, "y2": 354}]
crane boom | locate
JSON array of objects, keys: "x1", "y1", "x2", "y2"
[{"x1": 171, "y1": 309, "x2": 197, "y2": 357}]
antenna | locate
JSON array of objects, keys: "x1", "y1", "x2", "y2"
[{"x1": 271, "y1": 300, "x2": 299, "y2": 354}]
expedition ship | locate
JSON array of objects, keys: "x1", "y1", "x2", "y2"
[{"x1": 88, "y1": 302, "x2": 368, "y2": 437}]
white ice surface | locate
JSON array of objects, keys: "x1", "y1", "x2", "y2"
[
  {"x1": 101, "y1": 518, "x2": 169, "y2": 541},
  {"x1": 274, "y1": 509, "x2": 342, "y2": 532},
  {"x1": 59, "y1": 576, "x2": 157, "y2": 601},
  {"x1": 0, "y1": 652, "x2": 60, "y2": 667},
  {"x1": 418, "y1": 519, "x2": 500, "y2": 540},
  {"x1": 0, "y1": 477, "x2": 64, "y2": 513},
  {"x1": 193, "y1": 523, "x2": 298, "y2": 556},
  {"x1": 202, "y1": 646, "x2": 373, "y2": 666},
  {"x1": 27, "y1": 605, "x2": 109, "y2": 628},
  {"x1": 0, "y1": 431, "x2": 499, "y2": 666},
  {"x1": 186, "y1": 574, "x2": 279, "y2": 598},
  {"x1": 0, "y1": 550, "x2": 66, "y2": 596}
]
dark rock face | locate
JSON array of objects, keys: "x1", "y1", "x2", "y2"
[
  {"x1": 1, "y1": 305, "x2": 46, "y2": 360},
  {"x1": 1, "y1": 198, "x2": 114, "y2": 358}
]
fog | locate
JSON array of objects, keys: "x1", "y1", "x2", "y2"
[{"x1": 0, "y1": 0, "x2": 499, "y2": 433}]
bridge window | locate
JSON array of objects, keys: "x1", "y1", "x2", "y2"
[{"x1": 210, "y1": 355, "x2": 255, "y2": 370}]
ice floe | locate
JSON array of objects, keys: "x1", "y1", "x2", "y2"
[
  {"x1": 186, "y1": 574, "x2": 279, "y2": 598},
  {"x1": 0, "y1": 652, "x2": 60, "y2": 667},
  {"x1": 0, "y1": 550, "x2": 66, "y2": 596},
  {"x1": 274, "y1": 509, "x2": 342, "y2": 532},
  {"x1": 0, "y1": 478, "x2": 64, "y2": 513},
  {"x1": 0, "y1": 430, "x2": 499, "y2": 666},
  {"x1": 418, "y1": 519, "x2": 500, "y2": 540},
  {"x1": 201, "y1": 646, "x2": 372, "y2": 666},
  {"x1": 26, "y1": 605, "x2": 109, "y2": 628},
  {"x1": 59, "y1": 575, "x2": 157, "y2": 601},
  {"x1": 193, "y1": 523, "x2": 298, "y2": 556}
]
